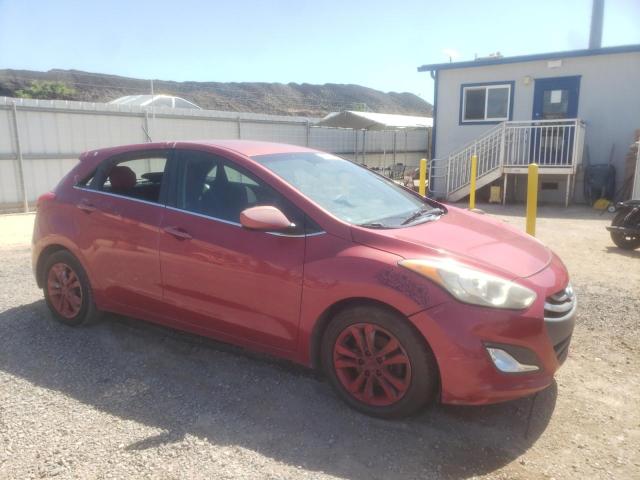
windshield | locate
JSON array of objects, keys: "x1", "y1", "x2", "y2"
[{"x1": 252, "y1": 152, "x2": 442, "y2": 227}]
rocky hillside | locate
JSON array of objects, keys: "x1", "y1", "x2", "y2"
[{"x1": 0, "y1": 69, "x2": 432, "y2": 118}]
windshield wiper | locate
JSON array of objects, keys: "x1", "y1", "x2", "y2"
[
  {"x1": 401, "y1": 207, "x2": 443, "y2": 225},
  {"x1": 358, "y1": 222, "x2": 387, "y2": 229}
]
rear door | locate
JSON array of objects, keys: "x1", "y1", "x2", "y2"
[
  {"x1": 73, "y1": 149, "x2": 170, "y2": 315},
  {"x1": 158, "y1": 148, "x2": 307, "y2": 352}
]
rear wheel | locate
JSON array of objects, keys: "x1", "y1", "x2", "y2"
[
  {"x1": 321, "y1": 306, "x2": 438, "y2": 418},
  {"x1": 43, "y1": 250, "x2": 101, "y2": 326},
  {"x1": 610, "y1": 211, "x2": 640, "y2": 250}
]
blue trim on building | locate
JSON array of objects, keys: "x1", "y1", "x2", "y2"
[
  {"x1": 417, "y1": 44, "x2": 640, "y2": 73},
  {"x1": 458, "y1": 80, "x2": 515, "y2": 126}
]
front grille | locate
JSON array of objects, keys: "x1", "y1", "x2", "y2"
[
  {"x1": 544, "y1": 285, "x2": 576, "y2": 320},
  {"x1": 544, "y1": 284, "x2": 576, "y2": 363}
]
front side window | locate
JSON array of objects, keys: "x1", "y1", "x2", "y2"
[
  {"x1": 86, "y1": 152, "x2": 169, "y2": 204},
  {"x1": 252, "y1": 152, "x2": 440, "y2": 228},
  {"x1": 462, "y1": 83, "x2": 512, "y2": 123},
  {"x1": 175, "y1": 150, "x2": 307, "y2": 233}
]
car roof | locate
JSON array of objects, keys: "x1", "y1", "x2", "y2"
[
  {"x1": 81, "y1": 140, "x2": 319, "y2": 161},
  {"x1": 184, "y1": 140, "x2": 318, "y2": 157}
]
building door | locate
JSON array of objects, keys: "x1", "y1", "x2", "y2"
[{"x1": 531, "y1": 76, "x2": 581, "y2": 165}]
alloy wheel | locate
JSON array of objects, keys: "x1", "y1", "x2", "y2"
[
  {"x1": 332, "y1": 323, "x2": 412, "y2": 406},
  {"x1": 47, "y1": 262, "x2": 83, "y2": 319}
]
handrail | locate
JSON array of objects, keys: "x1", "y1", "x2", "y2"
[
  {"x1": 440, "y1": 122, "x2": 504, "y2": 158},
  {"x1": 432, "y1": 118, "x2": 586, "y2": 200}
]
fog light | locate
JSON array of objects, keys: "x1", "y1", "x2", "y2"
[{"x1": 486, "y1": 347, "x2": 539, "y2": 373}]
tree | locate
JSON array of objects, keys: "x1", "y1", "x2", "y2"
[
  {"x1": 351, "y1": 102, "x2": 369, "y2": 112},
  {"x1": 16, "y1": 81, "x2": 76, "y2": 100}
]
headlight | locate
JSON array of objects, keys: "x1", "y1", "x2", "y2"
[{"x1": 398, "y1": 258, "x2": 537, "y2": 310}]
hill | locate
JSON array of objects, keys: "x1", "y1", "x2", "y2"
[{"x1": 0, "y1": 69, "x2": 432, "y2": 118}]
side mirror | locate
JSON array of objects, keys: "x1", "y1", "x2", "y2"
[{"x1": 240, "y1": 206, "x2": 294, "y2": 232}]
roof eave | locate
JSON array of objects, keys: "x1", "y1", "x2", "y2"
[{"x1": 417, "y1": 44, "x2": 640, "y2": 73}]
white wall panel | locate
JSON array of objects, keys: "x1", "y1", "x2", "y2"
[
  {"x1": 0, "y1": 110, "x2": 15, "y2": 154},
  {"x1": 151, "y1": 117, "x2": 237, "y2": 141},
  {"x1": 0, "y1": 160, "x2": 20, "y2": 204},
  {"x1": 0, "y1": 97, "x2": 430, "y2": 209},
  {"x1": 22, "y1": 158, "x2": 77, "y2": 202},
  {"x1": 309, "y1": 127, "x2": 355, "y2": 153},
  {"x1": 241, "y1": 122, "x2": 307, "y2": 146}
]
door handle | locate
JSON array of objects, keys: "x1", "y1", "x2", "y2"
[
  {"x1": 76, "y1": 201, "x2": 96, "y2": 213},
  {"x1": 163, "y1": 226, "x2": 192, "y2": 240}
]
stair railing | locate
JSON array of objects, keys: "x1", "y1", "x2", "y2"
[{"x1": 430, "y1": 118, "x2": 584, "y2": 200}]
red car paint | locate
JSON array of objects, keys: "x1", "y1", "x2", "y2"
[{"x1": 33, "y1": 140, "x2": 574, "y2": 405}]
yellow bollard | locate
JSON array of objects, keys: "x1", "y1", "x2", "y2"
[
  {"x1": 526, "y1": 163, "x2": 539, "y2": 236},
  {"x1": 419, "y1": 158, "x2": 427, "y2": 197},
  {"x1": 469, "y1": 154, "x2": 478, "y2": 209}
]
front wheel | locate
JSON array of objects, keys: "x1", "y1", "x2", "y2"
[
  {"x1": 610, "y1": 211, "x2": 640, "y2": 250},
  {"x1": 321, "y1": 306, "x2": 438, "y2": 418}
]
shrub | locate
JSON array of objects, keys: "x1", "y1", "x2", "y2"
[{"x1": 16, "y1": 81, "x2": 76, "y2": 100}]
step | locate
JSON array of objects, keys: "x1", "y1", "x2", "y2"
[{"x1": 448, "y1": 167, "x2": 503, "y2": 202}]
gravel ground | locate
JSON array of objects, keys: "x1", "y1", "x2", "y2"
[{"x1": 0, "y1": 207, "x2": 638, "y2": 480}]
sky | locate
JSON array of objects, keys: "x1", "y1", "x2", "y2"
[{"x1": 0, "y1": 0, "x2": 638, "y2": 103}]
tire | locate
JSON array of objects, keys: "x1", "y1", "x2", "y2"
[
  {"x1": 610, "y1": 211, "x2": 640, "y2": 250},
  {"x1": 321, "y1": 305, "x2": 438, "y2": 418},
  {"x1": 42, "y1": 250, "x2": 102, "y2": 326}
]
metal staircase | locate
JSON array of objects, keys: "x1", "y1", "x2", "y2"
[{"x1": 429, "y1": 119, "x2": 585, "y2": 203}]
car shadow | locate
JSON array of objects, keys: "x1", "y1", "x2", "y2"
[
  {"x1": 604, "y1": 246, "x2": 640, "y2": 258},
  {"x1": 0, "y1": 301, "x2": 557, "y2": 480}
]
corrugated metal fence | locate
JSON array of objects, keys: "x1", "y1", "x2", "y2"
[{"x1": 0, "y1": 97, "x2": 430, "y2": 211}]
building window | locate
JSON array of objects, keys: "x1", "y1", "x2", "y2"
[{"x1": 461, "y1": 83, "x2": 513, "y2": 123}]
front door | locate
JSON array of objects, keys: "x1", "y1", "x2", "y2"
[
  {"x1": 158, "y1": 148, "x2": 306, "y2": 352},
  {"x1": 531, "y1": 76, "x2": 580, "y2": 165}
]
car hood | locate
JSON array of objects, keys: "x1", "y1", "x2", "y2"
[{"x1": 351, "y1": 206, "x2": 552, "y2": 279}]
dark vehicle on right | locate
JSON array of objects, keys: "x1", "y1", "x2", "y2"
[{"x1": 607, "y1": 200, "x2": 640, "y2": 250}]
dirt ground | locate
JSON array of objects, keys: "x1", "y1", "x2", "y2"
[{"x1": 0, "y1": 206, "x2": 638, "y2": 480}]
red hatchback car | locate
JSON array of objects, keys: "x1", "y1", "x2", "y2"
[{"x1": 33, "y1": 141, "x2": 576, "y2": 418}]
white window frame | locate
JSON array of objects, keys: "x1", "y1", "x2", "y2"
[{"x1": 461, "y1": 84, "x2": 512, "y2": 123}]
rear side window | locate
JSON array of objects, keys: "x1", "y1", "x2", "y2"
[
  {"x1": 174, "y1": 149, "x2": 312, "y2": 234},
  {"x1": 84, "y1": 150, "x2": 170, "y2": 204}
]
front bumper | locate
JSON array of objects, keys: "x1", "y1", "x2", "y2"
[
  {"x1": 543, "y1": 285, "x2": 576, "y2": 365},
  {"x1": 409, "y1": 262, "x2": 576, "y2": 405}
]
